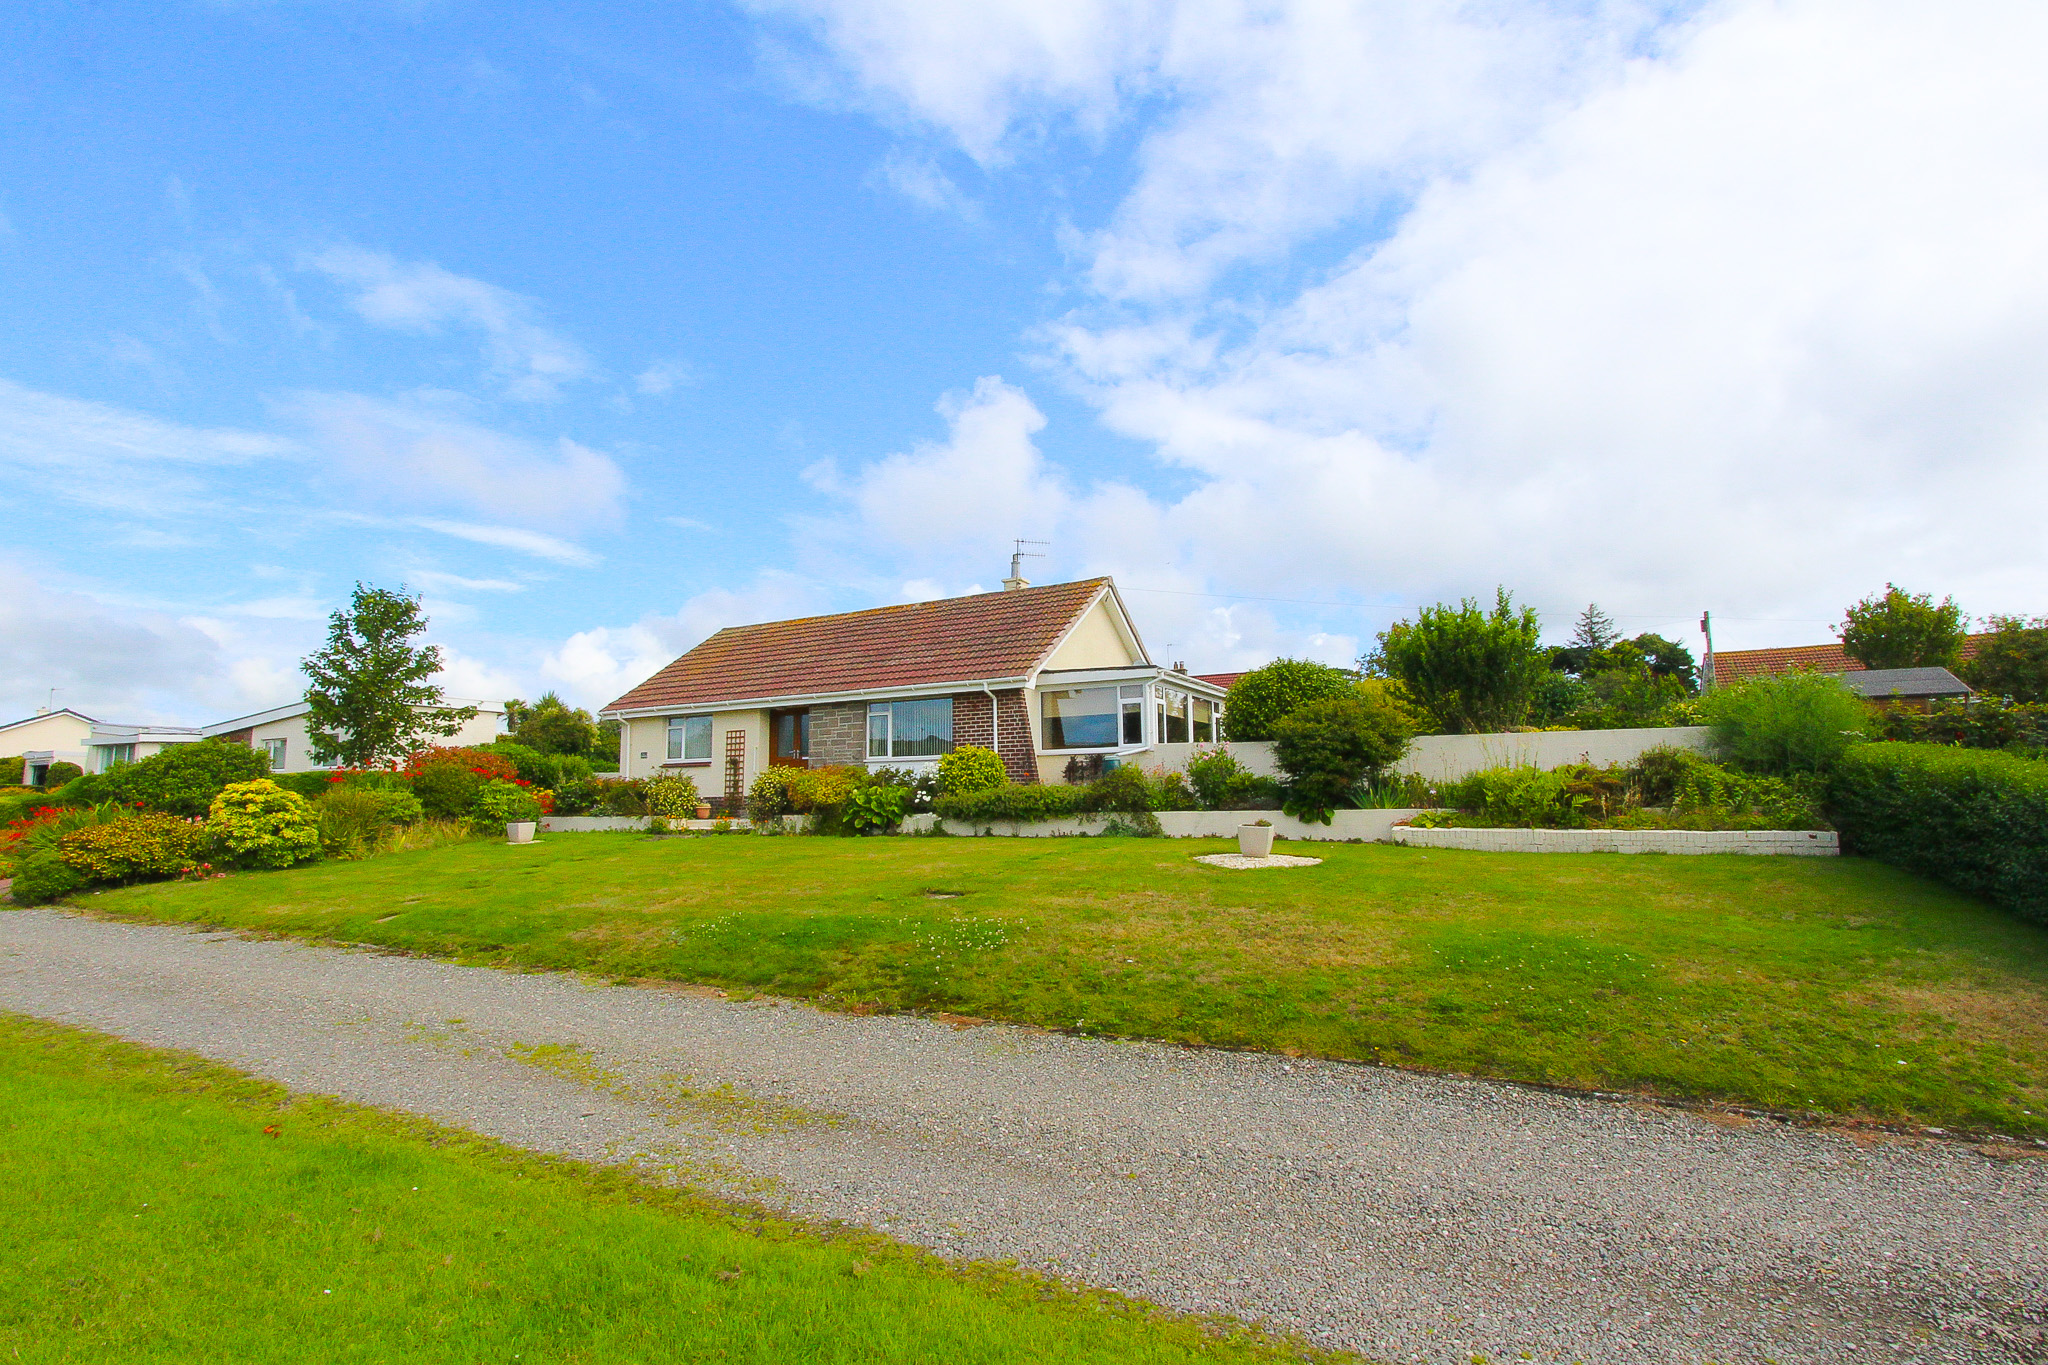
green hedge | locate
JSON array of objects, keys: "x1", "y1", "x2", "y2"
[
  {"x1": 933, "y1": 784, "x2": 1086, "y2": 824},
  {"x1": 1830, "y1": 743, "x2": 2048, "y2": 924}
]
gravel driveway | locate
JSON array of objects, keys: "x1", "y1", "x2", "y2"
[{"x1": 2, "y1": 907, "x2": 2042, "y2": 1364}]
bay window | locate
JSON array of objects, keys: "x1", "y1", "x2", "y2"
[{"x1": 1042, "y1": 684, "x2": 1145, "y2": 749}]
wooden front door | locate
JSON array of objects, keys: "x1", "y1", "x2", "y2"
[{"x1": 769, "y1": 708, "x2": 811, "y2": 767}]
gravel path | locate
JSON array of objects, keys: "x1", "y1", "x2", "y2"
[{"x1": 2, "y1": 907, "x2": 2042, "y2": 1364}]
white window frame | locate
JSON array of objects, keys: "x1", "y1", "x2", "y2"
[
  {"x1": 261, "y1": 738, "x2": 287, "y2": 769},
  {"x1": 867, "y1": 697, "x2": 955, "y2": 760},
  {"x1": 1042, "y1": 683, "x2": 1146, "y2": 751},
  {"x1": 667, "y1": 714, "x2": 713, "y2": 763}
]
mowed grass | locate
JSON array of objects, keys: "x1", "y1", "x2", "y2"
[
  {"x1": 82, "y1": 833, "x2": 2048, "y2": 1136},
  {"x1": 0, "y1": 1013, "x2": 1332, "y2": 1365}
]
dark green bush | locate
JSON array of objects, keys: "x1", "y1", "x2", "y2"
[
  {"x1": 105, "y1": 739, "x2": 271, "y2": 818},
  {"x1": 1871, "y1": 697, "x2": 2048, "y2": 754},
  {"x1": 487, "y1": 739, "x2": 594, "y2": 790},
  {"x1": 41, "y1": 761, "x2": 83, "y2": 788},
  {"x1": 410, "y1": 763, "x2": 483, "y2": 821},
  {"x1": 1273, "y1": 694, "x2": 1414, "y2": 823},
  {"x1": 1830, "y1": 743, "x2": 2048, "y2": 924},
  {"x1": 1220, "y1": 659, "x2": 1355, "y2": 741},
  {"x1": 935, "y1": 746, "x2": 1006, "y2": 797},
  {"x1": 272, "y1": 772, "x2": 338, "y2": 800},
  {"x1": 11, "y1": 849, "x2": 83, "y2": 904},
  {"x1": 50, "y1": 773, "x2": 117, "y2": 807},
  {"x1": 472, "y1": 779, "x2": 543, "y2": 831},
  {"x1": 0, "y1": 756, "x2": 22, "y2": 785},
  {"x1": 933, "y1": 784, "x2": 1086, "y2": 824},
  {"x1": 1077, "y1": 765, "x2": 1168, "y2": 814}
]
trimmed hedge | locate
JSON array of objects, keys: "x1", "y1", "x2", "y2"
[
  {"x1": 1830, "y1": 743, "x2": 2048, "y2": 924},
  {"x1": 933, "y1": 784, "x2": 1086, "y2": 824}
]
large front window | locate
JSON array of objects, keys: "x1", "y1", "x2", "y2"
[
  {"x1": 667, "y1": 715, "x2": 713, "y2": 762},
  {"x1": 868, "y1": 697, "x2": 953, "y2": 758},
  {"x1": 1042, "y1": 684, "x2": 1145, "y2": 749}
]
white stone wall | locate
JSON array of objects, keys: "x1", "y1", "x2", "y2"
[
  {"x1": 1124, "y1": 726, "x2": 1714, "y2": 785},
  {"x1": 1390, "y1": 827, "x2": 1837, "y2": 856}
]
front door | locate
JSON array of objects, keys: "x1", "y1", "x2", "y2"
[{"x1": 769, "y1": 708, "x2": 811, "y2": 767}]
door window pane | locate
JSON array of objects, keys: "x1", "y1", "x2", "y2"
[{"x1": 1043, "y1": 686, "x2": 1118, "y2": 748}]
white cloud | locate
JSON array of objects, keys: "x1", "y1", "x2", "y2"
[
  {"x1": 792, "y1": 0, "x2": 2048, "y2": 653},
  {"x1": 411, "y1": 519, "x2": 600, "y2": 567},
  {"x1": 869, "y1": 148, "x2": 980, "y2": 218},
  {"x1": 634, "y1": 359, "x2": 694, "y2": 396},
  {"x1": 307, "y1": 245, "x2": 591, "y2": 400},
  {"x1": 405, "y1": 570, "x2": 528, "y2": 594},
  {"x1": 286, "y1": 391, "x2": 626, "y2": 532},
  {"x1": 0, "y1": 377, "x2": 295, "y2": 521},
  {"x1": 540, "y1": 573, "x2": 826, "y2": 708}
]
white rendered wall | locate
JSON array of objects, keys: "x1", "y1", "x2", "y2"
[{"x1": 1121, "y1": 726, "x2": 1714, "y2": 786}]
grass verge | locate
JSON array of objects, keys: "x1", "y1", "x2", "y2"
[
  {"x1": 69, "y1": 833, "x2": 2048, "y2": 1137},
  {"x1": 0, "y1": 1011, "x2": 1334, "y2": 1364}
]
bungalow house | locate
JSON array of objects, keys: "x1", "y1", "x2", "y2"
[
  {"x1": 83, "y1": 721, "x2": 209, "y2": 773},
  {"x1": 200, "y1": 698, "x2": 506, "y2": 772},
  {"x1": 599, "y1": 578, "x2": 1228, "y2": 802},
  {"x1": 0, "y1": 708, "x2": 98, "y2": 786}
]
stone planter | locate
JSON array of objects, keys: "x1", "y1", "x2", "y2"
[
  {"x1": 1237, "y1": 823, "x2": 1275, "y2": 857},
  {"x1": 506, "y1": 821, "x2": 537, "y2": 844}
]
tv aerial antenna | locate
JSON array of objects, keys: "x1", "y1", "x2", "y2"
[{"x1": 1005, "y1": 539, "x2": 1048, "y2": 591}]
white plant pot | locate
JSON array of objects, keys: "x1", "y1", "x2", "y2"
[
  {"x1": 1237, "y1": 824, "x2": 1275, "y2": 857},
  {"x1": 506, "y1": 821, "x2": 537, "y2": 844}
]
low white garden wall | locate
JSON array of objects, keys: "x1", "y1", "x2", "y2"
[
  {"x1": 902, "y1": 809, "x2": 1428, "y2": 841},
  {"x1": 541, "y1": 815, "x2": 752, "y2": 833},
  {"x1": 1390, "y1": 826, "x2": 1837, "y2": 856},
  {"x1": 1129, "y1": 726, "x2": 1713, "y2": 785}
]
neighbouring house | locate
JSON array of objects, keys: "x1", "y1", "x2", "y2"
[
  {"x1": 599, "y1": 578, "x2": 1228, "y2": 803},
  {"x1": 200, "y1": 699, "x2": 508, "y2": 772},
  {"x1": 1709, "y1": 639, "x2": 1986, "y2": 712},
  {"x1": 83, "y1": 721, "x2": 209, "y2": 773},
  {"x1": 1711, "y1": 636, "x2": 1992, "y2": 685},
  {"x1": 0, "y1": 708, "x2": 98, "y2": 786}
]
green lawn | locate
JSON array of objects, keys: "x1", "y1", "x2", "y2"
[
  {"x1": 77, "y1": 832, "x2": 2048, "y2": 1136},
  {"x1": 0, "y1": 1013, "x2": 1331, "y2": 1364}
]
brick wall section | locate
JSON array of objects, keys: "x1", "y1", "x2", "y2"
[
  {"x1": 993, "y1": 689, "x2": 1036, "y2": 784},
  {"x1": 952, "y1": 691, "x2": 993, "y2": 750},
  {"x1": 808, "y1": 701, "x2": 868, "y2": 767}
]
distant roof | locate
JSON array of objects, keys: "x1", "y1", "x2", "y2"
[
  {"x1": 202, "y1": 697, "x2": 503, "y2": 735},
  {"x1": 1712, "y1": 634, "x2": 1990, "y2": 684},
  {"x1": 604, "y1": 579, "x2": 1125, "y2": 715},
  {"x1": 0, "y1": 707, "x2": 97, "y2": 732},
  {"x1": 1195, "y1": 672, "x2": 1248, "y2": 691},
  {"x1": 1837, "y1": 667, "x2": 1974, "y2": 699}
]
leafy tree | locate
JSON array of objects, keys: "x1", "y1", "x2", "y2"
[
  {"x1": 1273, "y1": 694, "x2": 1414, "y2": 823},
  {"x1": 1219, "y1": 659, "x2": 1355, "y2": 741},
  {"x1": 594, "y1": 717, "x2": 623, "y2": 770},
  {"x1": 302, "y1": 585, "x2": 477, "y2": 768},
  {"x1": 1959, "y1": 615, "x2": 2048, "y2": 703},
  {"x1": 1839, "y1": 584, "x2": 1965, "y2": 670},
  {"x1": 509, "y1": 691, "x2": 600, "y2": 757},
  {"x1": 1698, "y1": 671, "x2": 1868, "y2": 776},
  {"x1": 1365, "y1": 588, "x2": 1547, "y2": 735}
]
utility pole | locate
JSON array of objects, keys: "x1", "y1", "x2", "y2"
[
  {"x1": 1699, "y1": 611, "x2": 1716, "y2": 691},
  {"x1": 1004, "y1": 539, "x2": 1048, "y2": 591}
]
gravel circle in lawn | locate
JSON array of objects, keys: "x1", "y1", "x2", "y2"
[
  {"x1": 1193, "y1": 853, "x2": 1324, "y2": 869},
  {"x1": 2, "y1": 907, "x2": 2042, "y2": 1364}
]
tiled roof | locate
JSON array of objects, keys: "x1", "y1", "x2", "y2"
[
  {"x1": 1712, "y1": 634, "x2": 1989, "y2": 684},
  {"x1": 1838, "y1": 667, "x2": 1973, "y2": 699},
  {"x1": 604, "y1": 579, "x2": 1114, "y2": 714},
  {"x1": 1195, "y1": 672, "x2": 1248, "y2": 691}
]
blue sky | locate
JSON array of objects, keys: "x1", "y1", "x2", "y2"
[{"x1": 6, "y1": 0, "x2": 2047, "y2": 724}]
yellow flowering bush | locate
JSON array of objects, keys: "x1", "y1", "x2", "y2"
[{"x1": 205, "y1": 779, "x2": 320, "y2": 869}]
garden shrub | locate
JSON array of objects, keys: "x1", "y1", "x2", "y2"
[
  {"x1": 1829, "y1": 743, "x2": 2048, "y2": 924},
  {"x1": 314, "y1": 787, "x2": 422, "y2": 858},
  {"x1": 41, "y1": 761, "x2": 83, "y2": 789},
  {"x1": 472, "y1": 779, "x2": 544, "y2": 832},
  {"x1": 1871, "y1": 697, "x2": 2048, "y2": 755},
  {"x1": 933, "y1": 784, "x2": 1086, "y2": 824},
  {"x1": 1442, "y1": 766, "x2": 1585, "y2": 828},
  {"x1": 1184, "y1": 748, "x2": 1253, "y2": 810},
  {"x1": 867, "y1": 766, "x2": 938, "y2": 813},
  {"x1": 271, "y1": 771, "x2": 338, "y2": 801},
  {"x1": 747, "y1": 767, "x2": 797, "y2": 822},
  {"x1": 410, "y1": 763, "x2": 481, "y2": 820},
  {"x1": 205, "y1": 780, "x2": 321, "y2": 869},
  {"x1": 785, "y1": 766, "x2": 862, "y2": 813},
  {"x1": 486, "y1": 740, "x2": 594, "y2": 791},
  {"x1": 1698, "y1": 671, "x2": 1868, "y2": 776},
  {"x1": 59, "y1": 812, "x2": 206, "y2": 885},
  {"x1": 844, "y1": 784, "x2": 907, "y2": 833},
  {"x1": 935, "y1": 746, "x2": 1006, "y2": 797},
  {"x1": 1273, "y1": 694, "x2": 1414, "y2": 822},
  {"x1": 0, "y1": 756, "x2": 21, "y2": 785},
  {"x1": 643, "y1": 774, "x2": 702, "y2": 818},
  {"x1": 104, "y1": 739, "x2": 271, "y2": 818},
  {"x1": 1434, "y1": 752, "x2": 1824, "y2": 830},
  {"x1": 1220, "y1": 659, "x2": 1356, "y2": 741},
  {"x1": 10, "y1": 850, "x2": 83, "y2": 904},
  {"x1": 593, "y1": 778, "x2": 649, "y2": 816},
  {"x1": 51, "y1": 773, "x2": 120, "y2": 807}
]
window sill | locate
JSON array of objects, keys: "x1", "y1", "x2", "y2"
[{"x1": 662, "y1": 761, "x2": 712, "y2": 769}]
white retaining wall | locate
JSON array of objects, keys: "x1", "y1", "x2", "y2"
[
  {"x1": 902, "y1": 809, "x2": 1428, "y2": 841},
  {"x1": 542, "y1": 815, "x2": 752, "y2": 833},
  {"x1": 1391, "y1": 826, "x2": 1837, "y2": 856},
  {"x1": 1129, "y1": 726, "x2": 1713, "y2": 785}
]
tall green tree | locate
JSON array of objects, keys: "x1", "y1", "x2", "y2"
[
  {"x1": 1959, "y1": 614, "x2": 2048, "y2": 703},
  {"x1": 509, "y1": 691, "x2": 600, "y2": 757},
  {"x1": 1365, "y1": 588, "x2": 1547, "y2": 735},
  {"x1": 302, "y1": 584, "x2": 477, "y2": 768},
  {"x1": 1838, "y1": 584, "x2": 1965, "y2": 669},
  {"x1": 1219, "y1": 659, "x2": 1355, "y2": 741}
]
